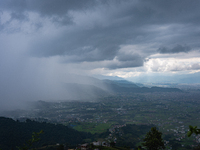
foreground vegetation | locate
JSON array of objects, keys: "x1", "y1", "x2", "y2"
[
  {"x1": 1, "y1": 116, "x2": 200, "y2": 150},
  {"x1": 0, "y1": 117, "x2": 92, "y2": 150}
]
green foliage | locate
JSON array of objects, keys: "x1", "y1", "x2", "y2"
[
  {"x1": 110, "y1": 141, "x2": 115, "y2": 147},
  {"x1": 187, "y1": 125, "x2": 200, "y2": 137},
  {"x1": 56, "y1": 144, "x2": 64, "y2": 150},
  {"x1": 115, "y1": 124, "x2": 153, "y2": 148},
  {"x1": 17, "y1": 130, "x2": 43, "y2": 150},
  {"x1": 142, "y1": 127, "x2": 165, "y2": 150},
  {"x1": 0, "y1": 117, "x2": 92, "y2": 150},
  {"x1": 137, "y1": 146, "x2": 142, "y2": 150},
  {"x1": 72, "y1": 122, "x2": 112, "y2": 134}
]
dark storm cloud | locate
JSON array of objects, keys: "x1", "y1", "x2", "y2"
[
  {"x1": 0, "y1": 0, "x2": 99, "y2": 30},
  {"x1": 158, "y1": 45, "x2": 192, "y2": 54},
  {"x1": 33, "y1": 0, "x2": 200, "y2": 60},
  {"x1": 106, "y1": 59, "x2": 144, "y2": 70},
  {"x1": 30, "y1": 27, "x2": 122, "y2": 61},
  {"x1": 10, "y1": 11, "x2": 29, "y2": 21},
  {"x1": 0, "y1": 0, "x2": 97, "y2": 16},
  {"x1": 117, "y1": 53, "x2": 142, "y2": 62},
  {"x1": 1, "y1": 0, "x2": 200, "y2": 66},
  {"x1": 0, "y1": 0, "x2": 200, "y2": 67}
]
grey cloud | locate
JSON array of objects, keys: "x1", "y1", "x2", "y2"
[
  {"x1": 0, "y1": 0, "x2": 99, "y2": 30},
  {"x1": 106, "y1": 59, "x2": 143, "y2": 70},
  {"x1": 117, "y1": 53, "x2": 142, "y2": 61},
  {"x1": 51, "y1": 15, "x2": 73, "y2": 26},
  {"x1": 110, "y1": 0, "x2": 200, "y2": 27},
  {"x1": 10, "y1": 12, "x2": 29, "y2": 21},
  {"x1": 11, "y1": 12, "x2": 28, "y2": 20},
  {"x1": 1, "y1": 0, "x2": 200, "y2": 111},
  {"x1": 170, "y1": 63, "x2": 200, "y2": 72},
  {"x1": 0, "y1": 0, "x2": 97, "y2": 15},
  {"x1": 30, "y1": 26, "x2": 123, "y2": 61},
  {"x1": 62, "y1": 52, "x2": 144, "y2": 70},
  {"x1": 158, "y1": 45, "x2": 192, "y2": 54},
  {"x1": 1, "y1": 0, "x2": 200, "y2": 27},
  {"x1": 188, "y1": 63, "x2": 200, "y2": 70},
  {"x1": 28, "y1": 1, "x2": 199, "y2": 59},
  {"x1": 106, "y1": 53, "x2": 144, "y2": 69},
  {"x1": 1, "y1": 0, "x2": 200, "y2": 68},
  {"x1": 186, "y1": 63, "x2": 200, "y2": 70}
]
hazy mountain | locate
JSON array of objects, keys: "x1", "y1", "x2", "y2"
[
  {"x1": 103, "y1": 80, "x2": 139, "y2": 88},
  {"x1": 62, "y1": 76, "x2": 182, "y2": 99},
  {"x1": 64, "y1": 83, "x2": 110, "y2": 100}
]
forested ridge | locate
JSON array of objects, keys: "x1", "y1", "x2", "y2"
[
  {"x1": 0, "y1": 117, "x2": 92, "y2": 150},
  {"x1": 0, "y1": 116, "x2": 197, "y2": 150}
]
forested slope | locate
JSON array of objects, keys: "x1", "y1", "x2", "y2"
[{"x1": 0, "y1": 117, "x2": 92, "y2": 149}]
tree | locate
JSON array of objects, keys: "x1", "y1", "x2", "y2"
[
  {"x1": 142, "y1": 127, "x2": 165, "y2": 150},
  {"x1": 187, "y1": 125, "x2": 200, "y2": 137},
  {"x1": 187, "y1": 125, "x2": 200, "y2": 150},
  {"x1": 137, "y1": 146, "x2": 142, "y2": 150},
  {"x1": 110, "y1": 141, "x2": 115, "y2": 147},
  {"x1": 57, "y1": 144, "x2": 64, "y2": 150},
  {"x1": 17, "y1": 130, "x2": 43, "y2": 150}
]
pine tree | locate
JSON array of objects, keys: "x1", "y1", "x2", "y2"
[{"x1": 142, "y1": 127, "x2": 165, "y2": 150}]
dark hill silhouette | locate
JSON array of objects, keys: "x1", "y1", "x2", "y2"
[{"x1": 0, "y1": 117, "x2": 92, "y2": 150}]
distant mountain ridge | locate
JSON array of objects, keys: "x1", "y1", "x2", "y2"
[
  {"x1": 102, "y1": 80, "x2": 139, "y2": 88},
  {"x1": 102, "y1": 80, "x2": 181, "y2": 93},
  {"x1": 63, "y1": 76, "x2": 182, "y2": 100}
]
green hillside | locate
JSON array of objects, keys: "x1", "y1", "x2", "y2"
[{"x1": 0, "y1": 117, "x2": 92, "y2": 150}]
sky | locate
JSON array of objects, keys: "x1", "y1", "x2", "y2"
[{"x1": 0, "y1": 0, "x2": 200, "y2": 109}]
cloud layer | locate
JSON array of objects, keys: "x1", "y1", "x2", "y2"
[
  {"x1": 1, "y1": 0, "x2": 200, "y2": 109},
  {"x1": 1, "y1": 0, "x2": 200, "y2": 69},
  {"x1": 158, "y1": 45, "x2": 192, "y2": 54}
]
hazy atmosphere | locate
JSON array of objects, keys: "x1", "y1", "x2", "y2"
[{"x1": 1, "y1": 0, "x2": 200, "y2": 110}]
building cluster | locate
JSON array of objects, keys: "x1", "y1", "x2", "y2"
[{"x1": 79, "y1": 141, "x2": 110, "y2": 150}]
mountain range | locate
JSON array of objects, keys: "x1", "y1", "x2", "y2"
[{"x1": 63, "y1": 76, "x2": 182, "y2": 100}]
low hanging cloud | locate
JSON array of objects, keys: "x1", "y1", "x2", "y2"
[
  {"x1": 158, "y1": 45, "x2": 192, "y2": 54},
  {"x1": 108, "y1": 53, "x2": 144, "y2": 69},
  {"x1": 105, "y1": 58, "x2": 144, "y2": 70},
  {"x1": 146, "y1": 58, "x2": 200, "y2": 72},
  {"x1": 173, "y1": 63, "x2": 200, "y2": 71}
]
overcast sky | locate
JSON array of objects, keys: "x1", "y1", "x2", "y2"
[{"x1": 0, "y1": 0, "x2": 200, "y2": 109}]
